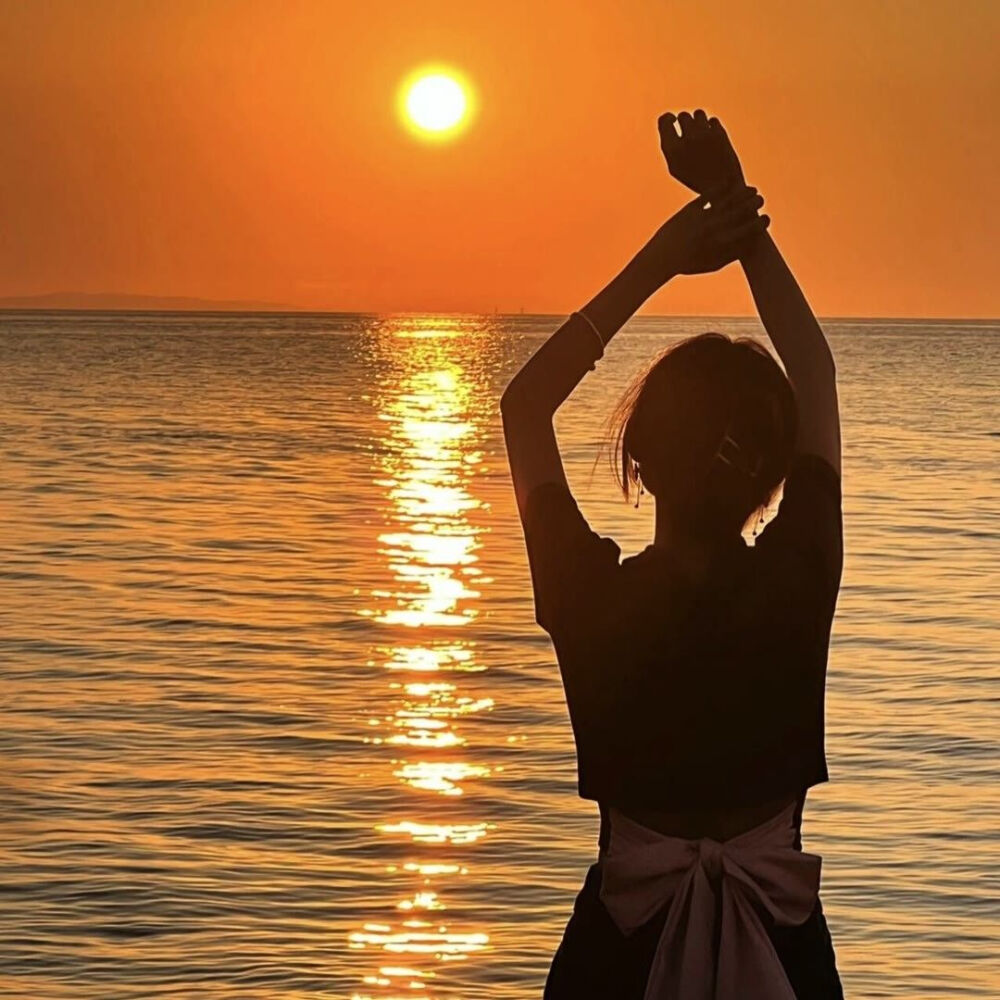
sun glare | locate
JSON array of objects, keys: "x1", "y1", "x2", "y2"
[{"x1": 399, "y1": 67, "x2": 474, "y2": 141}]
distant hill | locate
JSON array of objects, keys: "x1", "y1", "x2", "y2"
[{"x1": 0, "y1": 292, "x2": 291, "y2": 312}]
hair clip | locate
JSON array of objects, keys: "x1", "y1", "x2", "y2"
[
  {"x1": 714, "y1": 433, "x2": 742, "y2": 469},
  {"x1": 714, "y1": 431, "x2": 763, "y2": 479}
]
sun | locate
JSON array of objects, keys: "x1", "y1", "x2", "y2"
[
  {"x1": 408, "y1": 75, "x2": 465, "y2": 131},
  {"x1": 399, "y1": 66, "x2": 475, "y2": 142}
]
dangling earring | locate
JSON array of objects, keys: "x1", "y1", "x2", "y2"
[
  {"x1": 634, "y1": 469, "x2": 643, "y2": 509},
  {"x1": 752, "y1": 505, "x2": 765, "y2": 537}
]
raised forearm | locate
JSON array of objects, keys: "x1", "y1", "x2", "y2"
[
  {"x1": 740, "y1": 232, "x2": 835, "y2": 382},
  {"x1": 578, "y1": 241, "x2": 667, "y2": 349},
  {"x1": 501, "y1": 240, "x2": 670, "y2": 417},
  {"x1": 741, "y1": 231, "x2": 841, "y2": 470}
]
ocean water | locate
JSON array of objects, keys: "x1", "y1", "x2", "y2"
[{"x1": 1, "y1": 310, "x2": 997, "y2": 999}]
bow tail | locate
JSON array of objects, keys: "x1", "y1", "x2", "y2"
[
  {"x1": 642, "y1": 865, "x2": 716, "y2": 1000},
  {"x1": 715, "y1": 884, "x2": 799, "y2": 1000}
]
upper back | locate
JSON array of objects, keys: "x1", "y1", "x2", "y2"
[{"x1": 521, "y1": 451, "x2": 843, "y2": 811}]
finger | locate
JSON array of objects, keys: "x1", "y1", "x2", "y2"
[
  {"x1": 693, "y1": 109, "x2": 709, "y2": 132},
  {"x1": 714, "y1": 184, "x2": 758, "y2": 211},
  {"x1": 714, "y1": 184, "x2": 762, "y2": 213},
  {"x1": 706, "y1": 194, "x2": 761, "y2": 225},
  {"x1": 719, "y1": 193, "x2": 765, "y2": 224},
  {"x1": 658, "y1": 112, "x2": 680, "y2": 147},
  {"x1": 677, "y1": 111, "x2": 694, "y2": 137},
  {"x1": 706, "y1": 193, "x2": 760, "y2": 226},
  {"x1": 714, "y1": 214, "x2": 770, "y2": 245},
  {"x1": 708, "y1": 116, "x2": 729, "y2": 137},
  {"x1": 708, "y1": 199, "x2": 766, "y2": 238}
]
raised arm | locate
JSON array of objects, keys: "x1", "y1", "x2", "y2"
[
  {"x1": 740, "y1": 234, "x2": 841, "y2": 475},
  {"x1": 500, "y1": 189, "x2": 769, "y2": 519},
  {"x1": 658, "y1": 110, "x2": 841, "y2": 475},
  {"x1": 498, "y1": 257, "x2": 654, "y2": 520}
]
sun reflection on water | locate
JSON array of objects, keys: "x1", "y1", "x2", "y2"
[{"x1": 351, "y1": 316, "x2": 500, "y2": 993}]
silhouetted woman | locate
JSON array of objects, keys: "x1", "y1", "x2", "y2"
[{"x1": 501, "y1": 111, "x2": 844, "y2": 998}]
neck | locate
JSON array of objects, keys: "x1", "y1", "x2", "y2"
[{"x1": 652, "y1": 500, "x2": 742, "y2": 575}]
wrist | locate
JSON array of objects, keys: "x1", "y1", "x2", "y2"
[{"x1": 706, "y1": 177, "x2": 745, "y2": 202}]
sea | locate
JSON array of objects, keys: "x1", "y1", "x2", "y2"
[{"x1": 1, "y1": 311, "x2": 997, "y2": 999}]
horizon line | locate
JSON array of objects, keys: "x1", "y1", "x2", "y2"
[{"x1": 1, "y1": 306, "x2": 998, "y2": 324}]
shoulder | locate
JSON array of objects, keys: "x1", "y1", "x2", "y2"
[
  {"x1": 519, "y1": 481, "x2": 627, "y2": 637},
  {"x1": 762, "y1": 452, "x2": 843, "y2": 533},
  {"x1": 783, "y1": 451, "x2": 841, "y2": 503},
  {"x1": 524, "y1": 478, "x2": 576, "y2": 521},
  {"x1": 752, "y1": 451, "x2": 844, "y2": 598},
  {"x1": 524, "y1": 479, "x2": 597, "y2": 521},
  {"x1": 524, "y1": 480, "x2": 622, "y2": 557}
]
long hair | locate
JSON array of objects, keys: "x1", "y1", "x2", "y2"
[{"x1": 606, "y1": 332, "x2": 798, "y2": 537}]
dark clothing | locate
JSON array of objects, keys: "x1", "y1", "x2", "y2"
[
  {"x1": 544, "y1": 855, "x2": 844, "y2": 1000},
  {"x1": 519, "y1": 452, "x2": 845, "y2": 994},
  {"x1": 522, "y1": 452, "x2": 843, "y2": 811}
]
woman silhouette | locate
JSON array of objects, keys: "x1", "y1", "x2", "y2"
[{"x1": 500, "y1": 111, "x2": 844, "y2": 998}]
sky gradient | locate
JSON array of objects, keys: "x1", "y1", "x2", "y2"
[{"x1": 1, "y1": 0, "x2": 997, "y2": 317}]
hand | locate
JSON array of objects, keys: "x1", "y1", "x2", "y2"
[
  {"x1": 649, "y1": 186, "x2": 769, "y2": 277},
  {"x1": 659, "y1": 110, "x2": 745, "y2": 197}
]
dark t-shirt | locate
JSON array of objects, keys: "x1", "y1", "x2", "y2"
[{"x1": 521, "y1": 452, "x2": 843, "y2": 811}]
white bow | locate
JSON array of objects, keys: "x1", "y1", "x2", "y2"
[{"x1": 598, "y1": 801, "x2": 821, "y2": 1000}]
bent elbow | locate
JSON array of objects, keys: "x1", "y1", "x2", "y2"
[
  {"x1": 501, "y1": 374, "x2": 559, "y2": 427},
  {"x1": 500, "y1": 378, "x2": 537, "y2": 417},
  {"x1": 498, "y1": 385, "x2": 517, "y2": 416},
  {"x1": 499, "y1": 374, "x2": 523, "y2": 412},
  {"x1": 823, "y1": 345, "x2": 837, "y2": 380}
]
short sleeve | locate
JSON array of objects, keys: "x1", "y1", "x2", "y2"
[
  {"x1": 754, "y1": 452, "x2": 843, "y2": 599},
  {"x1": 520, "y1": 481, "x2": 622, "y2": 636}
]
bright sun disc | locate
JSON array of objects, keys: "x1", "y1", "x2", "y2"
[{"x1": 399, "y1": 68, "x2": 474, "y2": 141}]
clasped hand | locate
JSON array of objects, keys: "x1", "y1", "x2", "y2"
[{"x1": 649, "y1": 110, "x2": 768, "y2": 278}]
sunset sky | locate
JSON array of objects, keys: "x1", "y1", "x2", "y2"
[{"x1": 2, "y1": 1, "x2": 997, "y2": 317}]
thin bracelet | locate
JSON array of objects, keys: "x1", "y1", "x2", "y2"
[{"x1": 573, "y1": 309, "x2": 605, "y2": 356}]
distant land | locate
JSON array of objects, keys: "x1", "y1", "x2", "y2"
[
  {"x1": 0, "y1": 294, "x2": 995, "y2": 324},
  {"x1": 0, "y1": 292, "x2": 291, "y2": 312}
]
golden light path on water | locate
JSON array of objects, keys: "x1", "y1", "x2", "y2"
[{"x1": 350, "y1": 317, "x2": 498, "y2": 996}]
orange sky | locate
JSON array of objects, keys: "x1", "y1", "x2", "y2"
[{"x1": 1, "y1": 1, "x2": 997, "y2": 317}]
